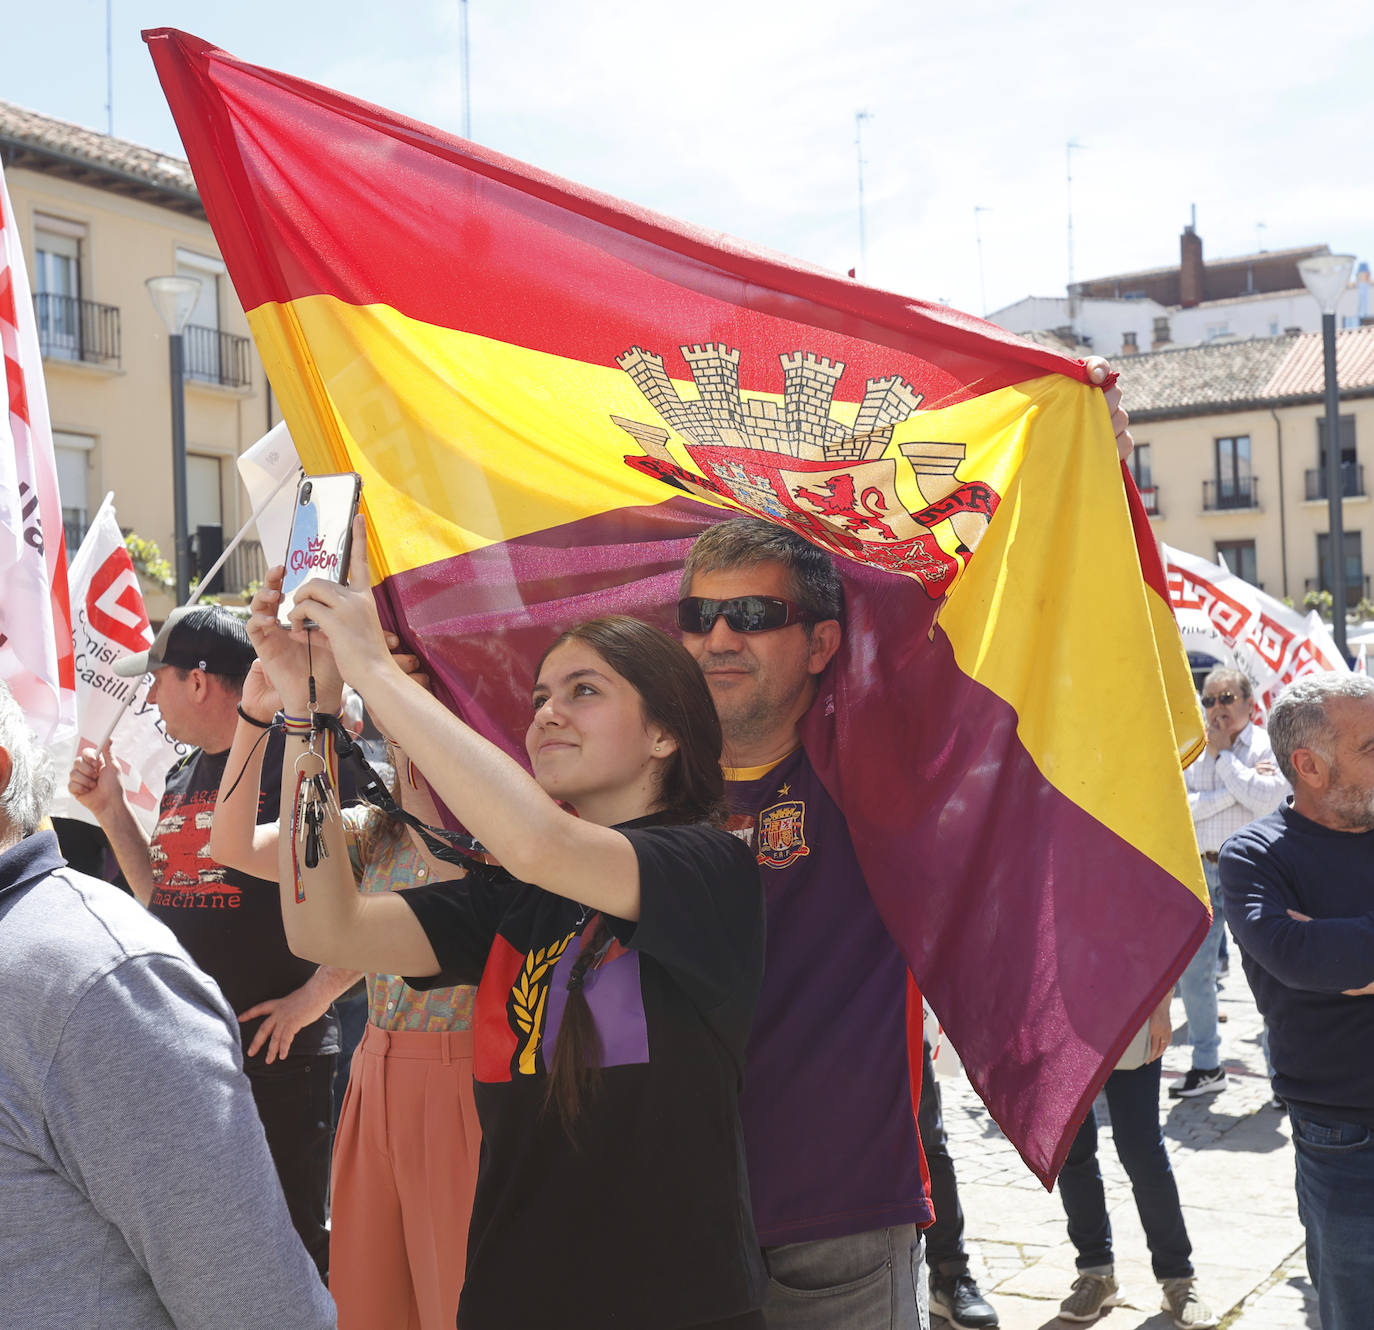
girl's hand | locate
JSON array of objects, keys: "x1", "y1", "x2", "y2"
[
  {"x1": 247, "y1": 566, "x2": 345, "y2": 713},
  {"x1": 288, "y1": 516, "x2": 399, "y2": 695},
  {"x1": 239, "y1": 660, "x2": 282, "y2": 724}
]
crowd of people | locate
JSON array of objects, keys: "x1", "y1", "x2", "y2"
[{"x1": 1, "y1": 492, "x2": 1371, "y2": 1330}]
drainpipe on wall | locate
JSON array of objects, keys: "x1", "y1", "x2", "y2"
[{"x1": 1271, "y1": 406, "x2": 1288, "y2": 599}]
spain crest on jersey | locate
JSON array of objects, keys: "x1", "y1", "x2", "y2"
[{"x1": 757, "y1": 798, "x2": 810, "y2": 869}]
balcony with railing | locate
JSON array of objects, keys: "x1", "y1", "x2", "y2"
[
  {"x1": 183, "y1": 324, "x2": 252, "y2": 389},
  {"x1": 189, "y1": 530, "x2": 265, "y2": 596},
  {"x1": 33, "y1": 293, "x2": 121, "y2": 366},
  {"x1": 1139, "y1": 485, "x2": 1160, "y2": 517},
  {"x1": 1304, "y1": 463, "x2": 1365, "y2": 501},
  {"x1": 1203, "y1": 476, "x2": 1259, "y2": 511}
]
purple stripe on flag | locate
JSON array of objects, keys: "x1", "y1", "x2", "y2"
[{"x1": 376, "y1": 497, "x2": 1207, "y2": 1183}]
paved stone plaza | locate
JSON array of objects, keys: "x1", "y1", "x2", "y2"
[{"x1": 932, "y1": 962, "x2": 1317, "y2": 1329}]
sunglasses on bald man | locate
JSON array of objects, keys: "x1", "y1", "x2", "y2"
[{"x1": 676, "y1": 595, "x2": 815, "y2": 635}]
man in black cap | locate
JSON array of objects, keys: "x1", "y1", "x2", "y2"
[{"x1": 68, "y1": 605, "x2": 350, "y2": 1280}]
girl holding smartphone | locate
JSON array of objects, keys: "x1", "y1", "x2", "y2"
[{"x1": 246, "y1": 517, "x2": 767, "y2": 1330}]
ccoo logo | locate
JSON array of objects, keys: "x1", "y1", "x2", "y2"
[{"x1": 87, "y1": 548, "x2": 152, "y2": 654}]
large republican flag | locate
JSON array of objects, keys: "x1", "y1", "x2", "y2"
[
  {"x1": 147, "y1": 29, "x2": 1207, "y2": 1182},
  {"x1": 0, "y1": 158, "x2": 76, "y2": 748}
]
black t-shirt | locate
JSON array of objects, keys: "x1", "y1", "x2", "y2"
[
  {"x1": 147, "y1": 738, "x2": 339, "y2": 1058},
  {"x1": 402, "y1": 819, "x2": 767, "y2": 1330}
]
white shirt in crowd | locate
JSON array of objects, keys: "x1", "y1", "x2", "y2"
[{"x1": 1185, "y1": 722, "x2": 1289, "y2": 854}]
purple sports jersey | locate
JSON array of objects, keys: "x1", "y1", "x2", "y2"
[{"x1": 727, "y1": 746, "x2": 931, "y2": 1246}]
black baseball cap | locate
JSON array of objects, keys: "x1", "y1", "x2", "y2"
[{"x1": 113, "y1": 605, "x2": 256, "y2": 678}]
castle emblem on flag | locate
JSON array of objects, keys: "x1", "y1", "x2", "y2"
[
  {"x1": 756, "y1": 798, "x2": 810, "y2": 869},
  {"x1": 612, "y1": 344, "x2": 1000, "y2": 598}
]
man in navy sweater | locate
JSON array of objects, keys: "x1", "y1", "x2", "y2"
[{"x1": 1219, "y1": 673, "x2": 1374, "y2": 1330}]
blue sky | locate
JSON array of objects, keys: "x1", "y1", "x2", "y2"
[{"x1": 2, "y1": 0, "x2": 1371, "y2": 318}]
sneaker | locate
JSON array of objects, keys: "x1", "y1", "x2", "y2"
[
  {"x1": 1160, "y1": 1276, "x2": 1219, "y2": 1328},
  {"x1": 929, "y1": 1271, "x2": 999, "y2": 1328},
  {"x1": 1167, "y1": 1067, "x2": 1227, "y2": 1098},
  {"x1": 1058, "y1": 1271, "x2": 1123, "y2": 1322}
]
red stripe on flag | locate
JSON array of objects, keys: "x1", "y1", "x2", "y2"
[{"x1": 145, "y1": 28, "x2": 1093, "y2": 407}]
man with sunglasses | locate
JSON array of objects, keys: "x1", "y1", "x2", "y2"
[
  {"x1": 678, "y1": 519, "x2": 997, "y2": 1330},
  {"x1": 1171, "y1": 668, "x2": 1287, "y2": 1099}
]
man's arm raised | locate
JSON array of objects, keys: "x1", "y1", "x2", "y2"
[{"x1": 68, "y1": 741, "x2": 157, "y2": 905}]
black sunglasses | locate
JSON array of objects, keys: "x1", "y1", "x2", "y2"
[
  {"x1": 1201, "y1": 691, "x2": 1239, "y2": 709},
  {"x1": 676, "y1": 595, "x2": 815, "y2": 635}
]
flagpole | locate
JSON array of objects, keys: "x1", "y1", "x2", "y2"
[
  {"x1": 94, "y1": 464, "x2": 300, "y2": 751},
  {"x1": 183, "y1": 462, "x2": 300, "y2": 609}
]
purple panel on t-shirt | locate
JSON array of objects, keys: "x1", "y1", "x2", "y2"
[{"x1": 544, "y1": 942, "x2": 650, "y2": 1069}]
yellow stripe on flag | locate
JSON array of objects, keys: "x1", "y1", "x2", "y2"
[{"x1": 933, "y1": 374, "x2": 1208, "y2": 905}]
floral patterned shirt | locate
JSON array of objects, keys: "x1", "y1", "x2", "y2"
[{"x1": 343, "y1": 807, "x2": 475, "y2": 1032}]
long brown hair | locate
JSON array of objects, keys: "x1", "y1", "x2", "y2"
[
  {"x1": 535, "y1": 615, "x2": 727, "y2": 827},
  {"x1": 537, "y1": 615, "x2": 726, "y2": 1131}
]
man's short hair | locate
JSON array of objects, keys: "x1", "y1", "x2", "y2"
[
  {"x1": 0, "y1": 680, "x2": 56, "y2": 837},
  {"x1": 681, "y1": 518, "x2": 844, "y2": 624},
  {"x1": 1268, "y1": 673, "x2": 1374, "y2": 785},
  {"x1": 1201, "y1": 666, "x2": 1253, "y2": 702}
]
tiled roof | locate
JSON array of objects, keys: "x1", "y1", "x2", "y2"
[
  {"x1": 1117, "y1": 326, "x2": 1374, "y2": 419},
  {"x1": 0, "y1": 99, "x2": 200, "y2": 212},
  {"x1": 1262, "y1": 326, "x2": 1374, "y2": 398}
]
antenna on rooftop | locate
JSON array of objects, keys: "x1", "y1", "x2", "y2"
[
  {"x1": 1066, "y1": 139, "x2": 1085, "y2": 318},
  {"x1": 105, "y1": 0, "x2": 113, "y2": 136},
  {"x1": 460, "y1": 0, "x2": 472, "y2": 138},
  {"x1": 974, "y1": 206, "x2": 990, "y2": 316},
  {"x1": 855, "y1": 110, "x2": 873, "y2": 282}
]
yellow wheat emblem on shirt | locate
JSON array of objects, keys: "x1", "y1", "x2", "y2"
[{"x1": 512, "y1": 932, "x2": 575, "y2": 1075}]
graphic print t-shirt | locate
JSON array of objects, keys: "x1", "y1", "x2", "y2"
[
  {"x1": 401, "y1": 819, "x2": 767, "y2": 1330},
  {"x1": 147, "y1": 741, "x2": 339, "y2": 1056},
  {"x1": 726, "y1": 745, "x2": 930, "y2": 1245}
]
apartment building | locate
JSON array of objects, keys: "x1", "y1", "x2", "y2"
[
  {"x1": 990, "y1": 222, "x2": 1371, "y2": 360},
  {"x1": 0, "y1": 100, "x2": 280, "y2": 618},
  {"x1": 1119, "y1": 326, "x2": 1374, "y2": 606}
]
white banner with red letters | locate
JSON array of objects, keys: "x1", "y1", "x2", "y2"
[
  {"x1": 1164, "y1": 543, "x2": 1348, "y2": 717},
  {"x1": 48, "y1": 494, "x2": 187, "y2": 833},
  {"x1": 0, "y1": 159, "x2": 76, "y2": 746}
]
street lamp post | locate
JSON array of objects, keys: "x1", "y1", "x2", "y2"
[
  {"x1": 146, "y1": 275, "x2": 202, "y2": 605},
  {"x1": 1299, "y1": 254, "x2": 1357, "y2": 660}
]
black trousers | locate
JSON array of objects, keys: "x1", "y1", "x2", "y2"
[
  {"x1": 247, "y1": 1050, "x2": 337, "y2": 1280},
  {"x1": 917, "y1": 1038, "x2": 967, "y2": 1276}
]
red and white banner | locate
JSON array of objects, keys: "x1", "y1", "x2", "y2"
[
  {"x1": 48, "y1": 494, "x2": 186, "y2": 833},
  {"x1": 1164, "y1": 543, "x2": 1347, "y2": 717},
  {"x1": 0, "y1": 160, "x2": 76, "y2": 747}
]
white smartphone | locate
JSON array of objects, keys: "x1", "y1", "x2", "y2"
[{"x1": 278, "y1": 472, "x2": 363, "y2": 624}]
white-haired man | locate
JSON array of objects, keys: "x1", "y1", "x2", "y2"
[
  {"x1": 0, "y1": 680, "x2": 336, "y2": 1329},
  {"x1": 1220, "y1": 673, "x2": 1374, "y2": 1330}
]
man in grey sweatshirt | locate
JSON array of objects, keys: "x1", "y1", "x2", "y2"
[{"x1": 0, "y1": 680, "x2": 336, "y2": 1330}]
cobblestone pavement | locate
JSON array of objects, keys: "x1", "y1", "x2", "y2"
[{"x1": 932, "y1": 960, "x2": 1317, "y2": 1329}]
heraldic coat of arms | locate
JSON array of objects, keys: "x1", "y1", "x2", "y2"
[{"x1": 612, "y1": 343, "x2": 1000, "y2": 598}]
